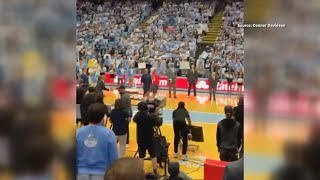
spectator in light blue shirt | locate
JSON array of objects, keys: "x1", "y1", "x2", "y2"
[{"x1": 76, "y1": 103, "x2": 118, "y2": 180}]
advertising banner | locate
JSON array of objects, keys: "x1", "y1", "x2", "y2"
[{"x1": 104, "y1": 73, "x2": 244, "y2": 93}]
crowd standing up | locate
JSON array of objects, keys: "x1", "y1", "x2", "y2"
[{"x1": 77, "y1": 1, "x2": 244, "y2": 99}]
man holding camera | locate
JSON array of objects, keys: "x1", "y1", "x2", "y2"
[{"x1": 133, "y1": 102, "x2": 163, "y2": 176}]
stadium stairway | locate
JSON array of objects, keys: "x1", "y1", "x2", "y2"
[
  {"x1": 194, "y1": 11, "x2": 224, "y2": 60},
  {"x1": 201, "y1": 11, "x2": 223, "y2": 44}
]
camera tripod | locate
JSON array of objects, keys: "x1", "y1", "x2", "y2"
[{"x1": 133, "y1": 126, "x2": 170, "y2": 177}]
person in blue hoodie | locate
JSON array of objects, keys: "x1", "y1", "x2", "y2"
[{"x1": 76, "y1": 103, "x2": 118, "y2": 180}]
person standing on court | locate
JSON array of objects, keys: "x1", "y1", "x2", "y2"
[
  {"x1": 187, "y1": 64, "x2": 198, "y2": 98},
  {"x1": 80, "y1": 67, "x2": 89, "y2": 89},
  {"x1": 172, "y1": 102, "x2": 192, "y2": 161},
  {"x1": 216, "y1": 105, "x2": 242, "y2": 162},
  {"x1": 117, "y1": 85, "x2": 132, "y2": 147},
  {"x1": 133, "y1": 102, "x2": 163, "y2": 176},
  {"x1": 80, "y1": 87, "x2": 96, "y2": 126},
  {"x1": 150, "y1": 69, "x2": 160, "y2": 96},
  {"x1": 96, "y1": 74, "x2": 109, "y2": 94},
  {"x1": 166, "y1": 63, "x2": 177, "y2": 98},
  {"x1": 233, "y1": 96, "x2": 244, "y2": 134},
  {"x1": 208, "y1": 70, "x2": 220, "y2": 101},
  {"x1": 109, "y1": 99, "x2": 130, "y2": 158},
  {"x1": 233, "y1": 96, "x2": 244, "y2": 158},
  {"x1": 76, "y1": 103, "x2": 118, "y2": 180},
  {"x1": 141, "y1": 68, "x2": 152, "y2": 95}
]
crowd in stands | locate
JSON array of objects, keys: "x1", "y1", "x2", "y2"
[
  {"x1": 76, "y1": 0, "x2": 245, "y2": 87},
  {"x1": 196, "y1": 1, "x2": 244, "y2": 79}
]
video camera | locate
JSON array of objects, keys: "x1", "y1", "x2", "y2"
[{"x1": 146, "y1": 100, "x2": 163, "y2": 127}]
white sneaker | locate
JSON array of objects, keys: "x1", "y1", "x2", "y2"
[
  {"x1": 174, "y1": 153, "x2": 179, "y2": 158},
  {"x1": 182, "y1": 154, "x2": 187, "y2": 161}
]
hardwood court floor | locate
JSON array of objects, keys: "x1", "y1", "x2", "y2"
[
  {"x1": 50, "y1": 90, "x2": 275, "y2": 179},
  {"x1": 104, "y1": 90, "x2": 238, "y2": 179}
]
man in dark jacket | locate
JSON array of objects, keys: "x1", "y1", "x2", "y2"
[
  {"x1": 80, "y1": 87, "x2": 96, "y2": 126},
  {"x1": 117, "y1": 85, "x2": 132, "y2": 146},
  {"x1": 208, "y1": 71, "x2": 220, "y2": 101},
  {"x1": 95, "y1": 74, "x2": 109, "y2": 94},
  {"x1": 141, "y1": 68, "x2": 152, "y2": 95},
  {"x1": 233, "y1": 96, "x2": 244, "y2": 157},
  {"x1": 216, "y1": 105, "x2": 242, "y2": 162},
  {"x1": 166, "y1": 63, "x2": 177, "y2": 98},
  {"x1": 233, "y1": 97, "x2": 244, "y2": 131},
  {"x1": 133, "y1": 102, "x2": 163, "y2": 175},
  {"x1": 186, "y1": 64, "x2": 198, "y2": 97},
  {"x1": 76, "y1": 86, "x2": 87, "y2": 125}
]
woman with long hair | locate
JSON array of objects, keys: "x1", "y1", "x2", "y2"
[
  {"x1": 109, "y1": 99, "x2": 130, "y2": 158},
  {"x1": 172, "y1": 102, "x2": 192, "y2": 161}
]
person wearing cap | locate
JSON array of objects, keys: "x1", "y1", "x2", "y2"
[
  {"x1": 172, "y1": 102, "x2": 192, "y2": 161},
  {"x1": 216, "y1": 105, "x2": 242, "y2": 162},
  {"x1": 117, "y1": 85, "x2": 132, "y2": 147}
]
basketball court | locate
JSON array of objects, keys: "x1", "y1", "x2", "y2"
[
  {"x1": 52, "y1": 88, "x2": 283, "y2": 179},
  {"x1": 104, "y1": 90, "x2": 239, "y2": 179}
]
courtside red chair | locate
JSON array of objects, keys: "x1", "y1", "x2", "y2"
[{"x1": 204, "y1": 159, "x2": 229, "y2": 180}]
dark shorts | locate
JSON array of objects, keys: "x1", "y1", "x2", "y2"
[
  {"x1": 150, "y1": 84, "x2": 158, "y2": 93},
  {"x1": 138, "y1": 143, "x2": 156, "y2": 158}
]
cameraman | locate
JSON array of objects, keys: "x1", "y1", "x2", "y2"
[{"x1": 133, "y1": 102, "x2": 163, "y2": 176}]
